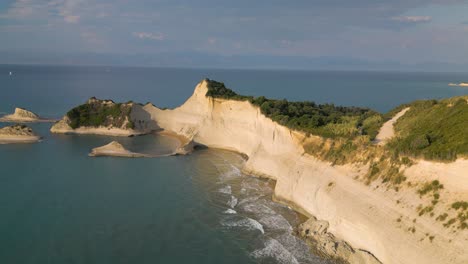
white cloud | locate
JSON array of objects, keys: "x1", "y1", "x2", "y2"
[
  {"x1": 133, "y1": 32, "x2": 165, "y2": 41},
  {"x1": 392, "y1": 16, "x2": 432, "y2": 23},
  {"x1": 0, "y1": 0, "x2": 84, "y2": 23},
  {"x1": 207, "y1": 37, "x2": 217, "y2": 45},
  {"x1": 53, "y1": 0, "x2": 84, "y2": 23}
]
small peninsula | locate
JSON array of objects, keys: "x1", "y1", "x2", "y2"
[
  {"x1": 89, "y1": 141, "x2": 147, "y2": 157},
  {"x1": 0, "y1": 124, "x2": 41, "y2": 144},
  {"x1": 53, "y1": 79, "x2": 468, "y2": 264},
  {"x1": 0, "y1": 107, "x2": 54, "y2": 123}
]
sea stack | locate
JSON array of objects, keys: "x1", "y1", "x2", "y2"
[
  {"x1": 0, "y1": 108, "x2": 40, "y2": 122},
  {"x1": 0, "y1": 124, "x2": 41, "y2": 143}
]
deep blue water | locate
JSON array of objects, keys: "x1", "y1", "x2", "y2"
[
  {"x1": 0, "y1": 65, "x2": 466, "y2": 264},
  {"x1": 0, "y1": 65, "x2": 467, "y2": 117}
]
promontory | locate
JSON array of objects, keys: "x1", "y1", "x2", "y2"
[{"x1": 52, "y1": 79, "x2": 468, "y2": 264}]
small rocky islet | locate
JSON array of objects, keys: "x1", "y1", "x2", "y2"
[{"x1": 0, "y1": 124, "x2": 41, "y2": 144}]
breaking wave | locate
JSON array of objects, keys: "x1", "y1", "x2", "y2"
[
  {"x1": 251, "y1": 238, "x2": 300, "y2": 264},
  {"x1": 221, "y1": 217, "x2": 265, "y2": 234}
]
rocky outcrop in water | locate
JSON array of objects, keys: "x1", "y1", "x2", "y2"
[
  {"x1": 0, "y1": 124, "x2": 41, "y2": 143},
  {"x1": 89, "y1": 141, "x2": 147, "y2": 157},
  {"x1": 1, "y1": 108, "x2": 40, "y2": 122},
  {"x1": 51, "y1": 98, "x2": 149, "y2": 136}
]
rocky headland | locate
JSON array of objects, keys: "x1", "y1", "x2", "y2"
[{"x1": 52, "y1": 79, "x2": 468, "y2": 264}]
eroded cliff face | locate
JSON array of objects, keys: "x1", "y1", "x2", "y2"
[{"x1": 135, "y1": 80, "x2": 467, "y2": 264}]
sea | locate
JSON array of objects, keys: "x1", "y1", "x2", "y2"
[{"x1": 0, "y1": 64, "x2": 467, "y2": 264}]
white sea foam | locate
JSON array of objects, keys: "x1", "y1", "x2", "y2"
[
  {"x1": 251, "y1": 238, "x2": 299, "y2": 264},
  {"x1": 220, "y1": 164, "x2": 241, "y2": 180},
  {"x1": 275, "y1": 233, "x2": 325, "y2": 264},
  {"x1": 227, "y1": 195, "x2": 238, "y2": 208},
  {"x1": 218, "y1": 185, "x2": 232, "y2": 195},
  {"x1": 237, "y1": 195, "x2": 261, "y2": 206},
  {"x1": 224, "y1": 209, "x2": 237, "y2": 214},
  {"x1": 240, "y1": 201, "x2": 276, "y2": 215},
  {"x1": 221, "y1": 217, "x2": 265, "y2": 234},
  {"x1": 258, "y1": 214, "x2": 293, "y2": 231}
]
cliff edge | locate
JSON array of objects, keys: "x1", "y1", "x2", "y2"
[
  {"x1": 134, "y1": 79, "x2": 467, "y2": 264},
  {"x1": 51, "y1": 79, "x2": 467, "y2": 264}
]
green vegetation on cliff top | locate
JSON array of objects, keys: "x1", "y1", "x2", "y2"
[
  {"x1": 66, "y1": 98, "x2": 134, "y2": 129},
  {"x1": 387, "y1": 97, "x2": 468, "y2": 161},
  {"x1": 206, "y1": 79, "x2": 384, "y2": 139},
  {"x1": 205, "y1": 79, "x2": 468, "y2": 161}
]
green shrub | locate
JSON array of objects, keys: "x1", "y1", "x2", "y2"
[
  {"x1": 66, "y1": 99, "x2": 133, "y2": 129},
  {"x1": 451, "y1": 201, "x2": 468, "y2": 210},
  {"x1": 205, "y1": 79, "x2": 384, "y2": 140},
  {"x1": 418, "y1": 180, "x2": 444, "y2": 196},
  {"x1": 387, "y1": 97, "x2": 468, "y2": 161}
]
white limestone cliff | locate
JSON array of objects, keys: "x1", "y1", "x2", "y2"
[{"x1": 132, "y1": 80, "x2": 467, "y2": 264}]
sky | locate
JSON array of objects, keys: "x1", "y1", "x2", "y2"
[{"x1": 1, "y1": 0, "x2": 468, "y2": 71}]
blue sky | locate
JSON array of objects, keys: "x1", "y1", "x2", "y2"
[{"x1": 1, "y1": 0, "x2": 468, "y2": 70}]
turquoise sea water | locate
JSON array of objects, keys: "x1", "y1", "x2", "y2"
[{"x1": 1, "y1": 65, "x2": 467, "y2": 264}]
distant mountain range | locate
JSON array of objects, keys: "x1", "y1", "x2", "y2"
[{"x1": 1, "y1": 51, "x2": 468, "y2": 72}]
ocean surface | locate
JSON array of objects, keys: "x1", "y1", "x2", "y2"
[{"x1": 1, "y1": 65, "x2": 467, "y2": 264}]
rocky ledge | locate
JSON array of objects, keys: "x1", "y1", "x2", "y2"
[{"x1": 298, "y1": 217, "x2": 381, "y2": 264}]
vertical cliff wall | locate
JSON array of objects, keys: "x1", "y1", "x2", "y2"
[{"x1": 130, "y1": 80, "x2": 468, "y2": 264}]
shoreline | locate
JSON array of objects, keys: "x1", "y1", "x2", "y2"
[
  {"x1": 89, "y1": 131, "x2": 192, "y2": 158},
  {"x1": 0, "y1": 117, "x2": 58, "y2": 123},
  {"x1": 0, "y1": 135, "x2": 41, "y2": 144},
  {"x1": 51, "y1": 126, "x2": 149, "y2": 137},
  {"x1": 140, "y1": 80, "x2": 467, "y2": 264}
]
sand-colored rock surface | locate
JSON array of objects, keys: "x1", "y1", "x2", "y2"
[
  {"x1": 51, "y1": 116, "x2": 147, "y2": 136},
  {"x1": 129, "y1": 80, "x2": 467, "y2": 264},
  {"x1": 375, "y1": 107, "x2": 410, "y2": 145},
  {"x1": 0, "y1": 124, "x2": 41, "y2": 143},
  {"x1": 0, "y1": 107, "x2": 54, "y2": 122},
  {"x1": 89, "y1": 141, "x2": 147, "y2": 157},
  {"x1": 405, "y1": 159, "x2": 468, "y2": 194},
  {"x1": 449, "y1": 82, "x2": 468, "y2": 87}
]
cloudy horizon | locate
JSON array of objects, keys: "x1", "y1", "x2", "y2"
[{"x1": 2, "y1": 0, "x2": 468, "y2": 71}]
